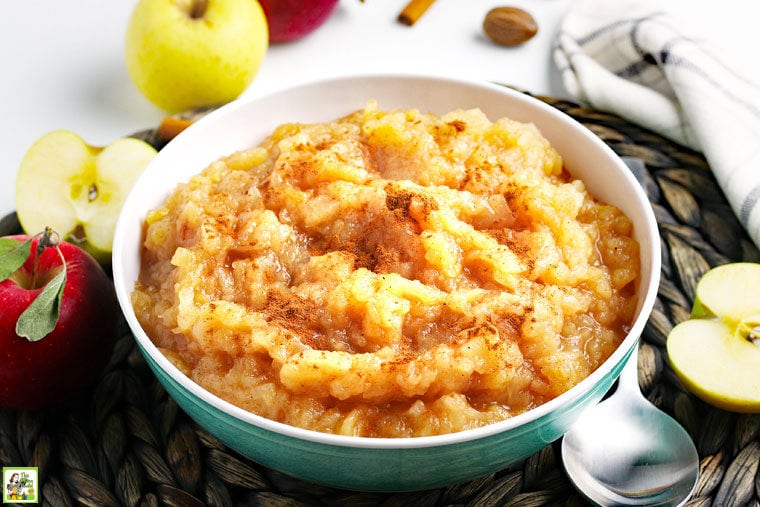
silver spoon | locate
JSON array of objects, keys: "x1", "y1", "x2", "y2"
[{"x1": 561, "y1": 341, "x2": 700, "y2": 506}]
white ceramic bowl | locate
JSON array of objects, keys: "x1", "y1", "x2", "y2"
[{"x1": 112, "y1": 74, "x2": 660, "y2": 492}]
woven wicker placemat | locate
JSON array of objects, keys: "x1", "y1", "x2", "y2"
[{"x1": 2, "y1": 93, "x2": 760, "y2": 507}]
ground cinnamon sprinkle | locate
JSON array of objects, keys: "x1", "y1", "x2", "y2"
[
  {"x1": 133, "y1": 101, "x2": 640, "y2": 437},
  {"x1": 385, "y1": 184, "x2": 439, "y2": 226},
  {"x1": 264, "y1": 290, "x2": 323, "y2": 342}
]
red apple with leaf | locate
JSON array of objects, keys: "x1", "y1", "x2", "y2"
[
  {"x1": 0, "y1": 228, "x2": 118, "y2": 410},
  {"x1": 259, "y1": 0, "x2": 339, "y2": 42}
]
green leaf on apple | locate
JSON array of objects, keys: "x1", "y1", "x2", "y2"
[
  {"x1": 0, "y1": 237, "x2": 32, "y2": 281},
  {"x1": 15, "y1": 267, "x2": 66, "y2": 342}
]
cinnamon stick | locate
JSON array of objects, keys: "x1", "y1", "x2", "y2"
[
  {"x1": 397, "y1": 0, "x2": 437, "y2": 26},
  {"x1": 157, "y1": 116, "x2": 195, "y2": 142}
]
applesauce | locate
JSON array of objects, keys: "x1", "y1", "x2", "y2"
[{"x1": 132, "y1": 102, "x2": 640, "y2": 437}]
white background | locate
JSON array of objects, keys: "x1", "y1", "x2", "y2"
[{"x1": 1, "y1": 0, "x2": 758, "y2": 219}]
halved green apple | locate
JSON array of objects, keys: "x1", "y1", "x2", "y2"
[
  {"x1": 15, "y1": 130, "x2": 157, "y2": 264},
  {"x1": 667, "y1": 262, "x2": 760, "y2": 413}
]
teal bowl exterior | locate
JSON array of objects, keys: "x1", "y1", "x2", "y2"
[
  {"x1": 138, "y1": 338, "x2": 631, "y2": 491},
  {"x1": 114, "y1": 74, "x2": 660, "y2": 493}
]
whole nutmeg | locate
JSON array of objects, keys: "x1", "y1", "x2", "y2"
[{"x1": 483, "y1": 6, "x2": 538, "y2": 47}]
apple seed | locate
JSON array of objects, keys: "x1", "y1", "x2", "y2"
[
  {"x1": 738, "y1": 318, "x2": 760, "y2": 345},
  {"x1": 749, "y1": 326, "x2": 760, "y2": 345}
]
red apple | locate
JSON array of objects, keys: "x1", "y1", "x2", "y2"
[
  {"x1": 0, "y1": 232, "x2": 118, "y2": 410},
  {"x1": 258, "y1": 0, "x2": 339, "y2": 42}
]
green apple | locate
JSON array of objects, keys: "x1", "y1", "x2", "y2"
[
  {"x1": 125, "y1": 0, "x2": 269, "y2": 113},
  {"x1": 667, "y1": 263, "x2": 760, "y2": 413},
  {"x1": 15, "y1": 130, "x2": 157, "y2": 264}
]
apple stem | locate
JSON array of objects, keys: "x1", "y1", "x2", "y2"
[
  {"x1": 31, "y1": 227, "x2": 61, "y2": 290},
  {"x1": 190, "y1": 0, "x2": 208, "y2": 18}
]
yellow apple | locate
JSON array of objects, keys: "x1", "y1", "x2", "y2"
[
  {"x1": 15, "y1": 130, "x2": 157, "y2": 264},
  {"x1": 125, "y1": 0, "x2": 269, "y2": 113},
  {"x1": 666, "y1": 263, "x2": 760, "y2": 413}
]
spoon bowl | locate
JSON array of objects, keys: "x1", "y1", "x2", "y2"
[{"x1": 562, "y1": 342, "x2": 700, "y2": 506}]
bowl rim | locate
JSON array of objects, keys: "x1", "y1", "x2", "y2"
[{"x1": 113, "y1": 72, "x2": 661, "y2": 450}]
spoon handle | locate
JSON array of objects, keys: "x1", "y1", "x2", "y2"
[{"x1": 617, "y1": 339, "x2": 641, "y2": 396}]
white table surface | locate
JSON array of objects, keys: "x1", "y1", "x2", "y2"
[{"x1": 2, "y1": 0, "x2": 757, "y2": 219}]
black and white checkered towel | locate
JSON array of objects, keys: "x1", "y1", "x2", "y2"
[{"x1": 554, "y1": 0, "x2": 760, "y2": 249}]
